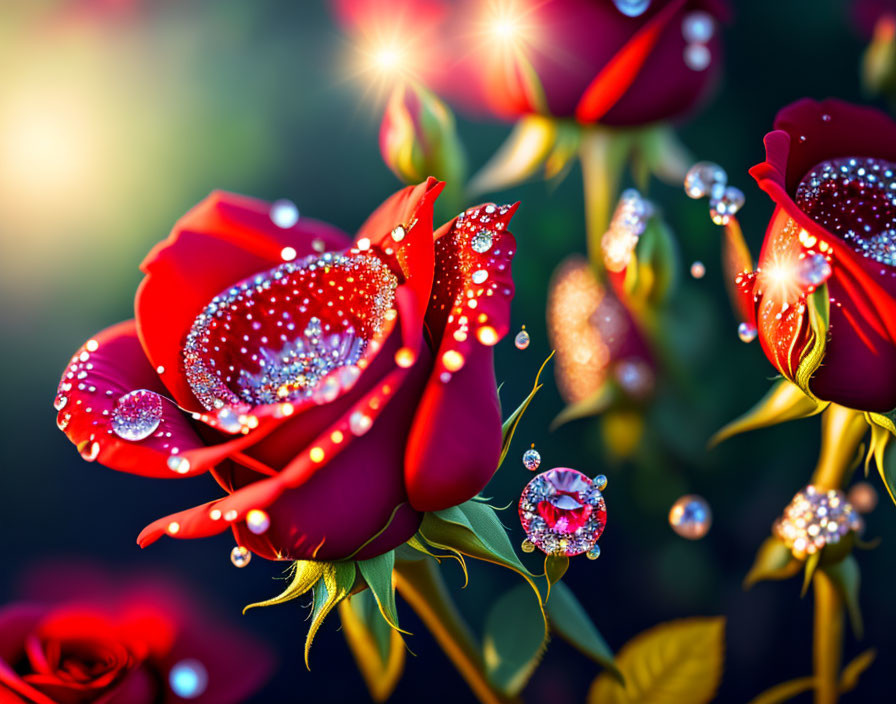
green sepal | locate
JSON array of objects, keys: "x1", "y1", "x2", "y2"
[
  {"x1": 306, "y1": 562, "x2": 357, "y2": 667},
  {"x1": 468, "y1": 115, "x2": 558, "y2": 195},
  {"x1": 624, "y1": 217, "x2": 679, "y2": 308},
  {"x1": 419, "y1": 501, "x2": 545, "y2": 620},
  {"x1": 547, "y1": 581, "x2": 621, "y2": 683},
  {"x1": 544, "y1": 119, "x2": 582, "y2": 183},
  {"x1": 242, "y1": 560, "x2": 327, "y2": 613},
  {"x1": 710, "y1": 379, "x2": 826, "y2": 448},
  {"x1": 822, "y1": 554, "x2": 863, "y2": 639},
  {"x1": 550, "y1": 381, "x2": 616, "y2": 430},
  {"x1": 357, "y1": 551, "x2": 405, "y2": 633},
  {"x1": 499, "y1": 352, "x2": 553, "y2": 467},
  {"x1": 544, "y1": 554, "x2": 569, "y2": 599},
  {"x1": 482, "y1": 584, "x2": 548, "y2": 696},
  {"x1": 873, "y1": 417, "x2": 896, "y2": 506},
  {"x1": 793, "y1": 284, "x2": 830, "y2": 398},
  {"x1": 743, "y1": 536, "x2": 802, "y2": 589},
  {"x1": 839, "y1": 648, "x2": 876, "y2": 694},
  {"x1": 339, "y1": 590, "x2": 406, "y2": 702},
  {"x1": 801, "y1": 551, "x2": 821, "y2": 598}
]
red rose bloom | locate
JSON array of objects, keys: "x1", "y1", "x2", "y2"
[
  {"x1": 54, "y1": 180, "x2": 518, "y2": 561},
  {"x1": 745, "y1": 99, "x2": 896, "y2": 411},
  {"x1": 362, "y1": 0, "x2": 727, "y2": 126},
  {"x1": 0, "y1": 565, "x2": 272, "y2": 704}
]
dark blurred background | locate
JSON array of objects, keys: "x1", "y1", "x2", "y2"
[{"x1": 1, "y1": 1, "x2": 893, "y2": 702}]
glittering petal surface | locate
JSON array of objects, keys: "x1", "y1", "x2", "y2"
[
  {"x1": 750, "y1": 99, "x2": 896, "y2": 410},
  {"x1": 404, "y1": 203, "x2": 517, "y2": 512},
  {"x1": 136, "y1": 191, "x2": 352, "y2": 412},
  {"x1": 53, "y1": 320, "x2": 208, "y2": 478}
]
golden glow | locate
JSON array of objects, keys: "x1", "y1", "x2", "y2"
[
  {"x1": 310, "y1": 447, "x2": 325, "y2": 463},
  {"x1": 758, "y1": 253, "x2": 803, "y2": 305}
]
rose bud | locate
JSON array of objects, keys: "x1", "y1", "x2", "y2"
[
  {"x1": 380, "y1": 81, "x2": 466, "y2": 187},
  {"x1": 54, "y1": 180, "x2": 520, "y2": 562},
  {"x1": 741, "y1": 99, "x2": 896, "y2": 412},
  {"x1": 0, "y1": 564, "x2": 273, "y2": 703}
]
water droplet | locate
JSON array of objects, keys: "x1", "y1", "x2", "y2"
[
  {"x1": 270, "y1": 199, "x2": 299, "y2": 228},
  {"x1": 167, "y1": 455, "x2": 191, "y2": 474},
  {"x1": 110, "y1": 389, "x2": 164, "y2": 441},
  {"x1": 684, "y1": 161, "x2": 727, "y2": 199},
  {"x1": 613, "y1": 0, "x2": 650, "y2": 17},
  {"x1": 522, "y1": 448, "x2": 541, "y2": 471},
  {"x1": 53, "y1": 393, "x2": 68, "y2": 411},
  {"x1": 477, "y1": 325, "x2": 499, "y2": 346},
  {"x1": 169, "y1": 659, "x2": 208, "y2": 699},
  {"x1": 80, "y1": 441, "x2": 100, "y2": 462},
  {"x1": 156, "y1": 365, "x2": 165, "y2": 375},
  {"x1": 668, "y1": 495, "x2": 712, "y2": 539},
  {"x1": 391, "y1": 225, "x2": 406, "y2": 242},
  {"x1": 442, "y1": 350, "x2": 465, "y2": 371},
  {"x1": 470, "y1": 229, "x2": 494, "y2": 253},
  {"x1": 350, "y1": 411, "x2": 372, "y2": 436},
  {"x1": 471, "y1": 269, "x2": 488, "y2": 284},
  {"x1": 683, "y1": 43, "x2": 711, "y2": 71},
  {"x1": 514, "y1": 328, "x2": 530, "y2": 350},
  {"x1": 709, "y1": 186, "x2": 745, "y2": 225},
  {"x1": 847, "y1": 481, "x2": 878, "y2": 514},
  {"x1": 737, "y1": 322, "x2": 757, "y2": 343},
  {"x1": 57, "y1": 412, "x2": 71, "y2": 431},
  {"x1": 797, "y1": 253, "x2": 832, "y2": 288},
  {"x1": 594, "y1": 474, "x2": 608, "y2": 491},
  {"x1": 246, "y1": 509, "x2": 271, "y2": 535},
  {"x1": 521, "y1": 539, "x2": 535, "y2": 553},
  {"x1": 280, "y1": 246, "x2": 297, "y2": 262},
  {"x1": 690, "y1": 261, "x2": 706, "y2": 279},
  {"x1": 586, "y1": 544, "x2": 601, "y2": 560},
  {"x1": 682, "y1": 10, "x2": 714, "y2": 42},
  {"x1": 394, "y1": 347, "x2": 416, "y2": 368},
  {"x1": 231, "y1": 546, "x2": 252, "y2": 567}
]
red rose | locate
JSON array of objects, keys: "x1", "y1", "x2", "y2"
[
  {"x1": 54, "y1": 179, "x2": 518, "y2": 561},
  {"x1": 345, "y1": 0, "x2": 729, "y2": 126},
  {"x1": 0, "y1": 564, "x2": 273, "y2": 704},
  {"x1": 745, "y1": 99, "x2": 896, "y2": 411}
]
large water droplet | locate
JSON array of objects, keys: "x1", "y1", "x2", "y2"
[
  {"x1": 613, "y1": 0, "x2": 651, "y2": 17},
  {"x1": 470, "y1": 229, "x2": 494, "y2": 253},
  {"x1": 349, "y1": 411, "x2": 372, "y2": 436},
  {"x1": 668, "y1": 495, "x2": 712, "y2": 539},
  {"x1": 709, "y1": 186, "x2": 745, "y2": 225},
  {"x1": 738, "y1": 322, "x2": 757, "y2": 343},
  {"x1": 690, "y1": 261, "x2": 706, "y2": 279},
  {"x1": 270, "y1": 199, "x2": 299, "y2": 228},
  {"x1": 522, "y1": 448, "x2": 541, "y2": 471},
  {"x1": 684, "y1": 161, "x2": 727, "y2": 199},
  {"x1": 797, "y1": 253, "x2": 833, "y2": 288},
  {"x1": 110, "y1": 389, "x2": 164, "y2": 441},
  {"x1": 514, "y1": 328, "x2": 530, "y2": 350},
  {"x1": 169, "y1": 659, "x2": 208, "y2": 699},
  {"x1": 231, "y1": 546, "x2": 252, "y2": 567}
]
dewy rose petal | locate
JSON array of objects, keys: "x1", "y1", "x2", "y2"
[
  {"x1": 55, "y1": 179, "x2": 520, "y2": 561},
  {"x1": 746, "y1": 99, "x2": 896, "y2": 411}
]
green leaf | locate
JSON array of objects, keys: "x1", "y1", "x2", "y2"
[
  {"x1": 242, "y1": 560, "x2": 327, "y2": 613},
  {"x1": 743, "y1": 537, "x2": 801, "y2": 589},
  {"x1": 822, "y1": 554, "x2": 863, "y2": 638},
  {"x1": 500, "y1": 352, "x2": 554, "y2": 467},
  {"x1": 482, "y1": 584, "x2": 548, "y2": 696},
  {"x1": 801, "y1": 551, "x2": 821, "y2": 598},
  {"x1": 547, "y1": 581, "x2": 620, "y2": 682},
  {"x1": 710, "y1": 379, "x2": 825, "y2": 448},
  {"x1": 588, "y1": 617, "x2": 725, "y2": 704},
  {"x1": 746, "y1": 677, "x2": 816, "y2": 704},
  {"x1": 839, "y1": 648, "x2": 876, "y2": 693},
  {"x1": 357, "y1": 551, "x2": 404, "y2": 633},
  {"x1": 794, "y1": 284, "x2": 830, "y2": 398},
  {"x1": 879, "y1": 428, "x2": 896, "y2": 506},
  {"x1": 420, "y1": 501, "x2": 544, "y2": 620},
  {"x1": 550, "y1": 382, "x2": 616, "y2": 430},
  {"x1": 544, "y1": 554, "x2": 569, "y2": 599},
  {"x1": 339, "y1": 591, "x2": 406, "y2": 702},
  {"x1": 306, "y1": 562, "x2": 357, "y2": 668}
]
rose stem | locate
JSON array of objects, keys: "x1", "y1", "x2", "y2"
[
  {"x1": 809, "y1": 405, "x2": 867, "y2": 704},
  {"x1": 393, "y1": 557, "x2": 519, "y2": 704}
]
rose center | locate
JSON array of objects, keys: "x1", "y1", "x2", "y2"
[
  {"x1": 795, "y1": 156, "x2": 896, "y2": 266},
  {"x1": 183, "y1": 251, "x2": 398, "y2": 411}
]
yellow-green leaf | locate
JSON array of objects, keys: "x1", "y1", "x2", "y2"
[
  {"x1": 339, "y1": 591, "x2": 406, "y2": 702},
  {"x1": 587, "y1": 617, "x2": 725, "y2": 704},
  {"x1": 305, "y1": 562, "x2": 356, "y2": 668},
  {"x1": 544, "y1": 554, "x2": 569, "y2": 599},
  {"x1": 710, "y1": 379, "x2": 826, "y2": 448},
  {"x1": 839, "y1": 648, "x2": 876, "y2": 693},
  {"x1": 744, "y1": 536, "x2": 801, "y2": 589},
  {"x1": 746, "y1": 676, "x2": 816, "y2": 704},
  {"x1": 468, "y1": 115, "x2": 557, "y2": 195},
  {"x1": 357, "y1": 551, "x2": 404, "y2": 633},
  {"x1": 242, "y1": 560, "x2": 326, "y2": 614}
]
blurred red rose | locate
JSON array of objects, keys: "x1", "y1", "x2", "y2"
[
  {"x1": 335, "y1": 0, "x2": 729, "y2": 126},
  {"x1": 0, "y1": 564, "x2": 272, "y2": 704},
  {"x1": 745, "y1": 98, "x2": 896, "y2": 411},
  {"x1": 54, "y1": 180, "x2": 519, "y2": 561}
]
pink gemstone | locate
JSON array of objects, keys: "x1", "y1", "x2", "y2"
[{"x1": 519, "y1": 467, "x2": 606, "y2": 557}]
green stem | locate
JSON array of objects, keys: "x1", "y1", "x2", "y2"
[
  {"x1": 393, "y1": 558, "x2": 518, "y2": 704},
  {"x1": 808, "y1": 405, "x2": 867, "y2": 704}
]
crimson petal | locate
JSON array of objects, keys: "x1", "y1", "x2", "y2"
[{"x1": 404, "y1": 203, "x2": 518, "y2": 511}]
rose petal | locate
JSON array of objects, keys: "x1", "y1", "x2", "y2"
[
  {"x1": 54, "y1": 321, "x2": 208, "y2": 478},
  {"x1": 403, "y1": 204, "x2": 517, "y2": 511},
  {"x1": 136, "y1": 191, "x2": 351, "y2": 411}
]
